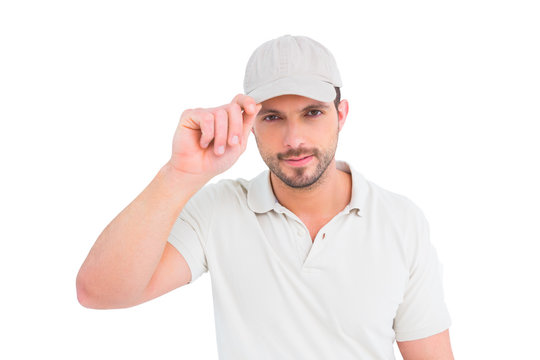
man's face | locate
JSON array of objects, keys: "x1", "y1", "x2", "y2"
[{"x1": 252, "y1": 94, "x2": 347, "y2": 189}]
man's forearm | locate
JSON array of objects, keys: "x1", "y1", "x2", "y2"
[{"x1": 76, "y1": 162, "x2": 206, "y2": 308}]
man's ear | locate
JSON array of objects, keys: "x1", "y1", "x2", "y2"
[{"x1": 337, "y1": 99, "x2": 349, "y2": 132}]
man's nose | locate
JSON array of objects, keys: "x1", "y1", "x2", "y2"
[{"x1": 283, "y1": 120, "x2": 306, "y2": 149}]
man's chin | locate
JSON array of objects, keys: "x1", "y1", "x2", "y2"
[{"x1": 275, "y1": 167, "x2": 320, "y2": 188}]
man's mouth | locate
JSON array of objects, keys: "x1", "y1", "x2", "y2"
[
  {"x1": 282, "y1": 155, "x2": 314, "y2": 166},
  {"x1": 284, "y1": 155, "x2": 311, "y2": 161}
]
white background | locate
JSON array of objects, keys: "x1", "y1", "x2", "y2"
[{"x1": 1, "y1": 0, "x2": 539, "y2": 359}]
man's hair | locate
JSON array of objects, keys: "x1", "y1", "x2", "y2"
[{"x1": 333, "y1": 87, "x2": 341, "y2": 113}]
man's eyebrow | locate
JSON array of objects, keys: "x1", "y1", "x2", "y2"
[{"x1": 258, "y1": 103, "x2": 330, "y2": 116}]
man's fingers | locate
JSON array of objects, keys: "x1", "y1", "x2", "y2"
[
  {"x1": 186, "y1": 96, "x2": 259, "y2": 155},
  {"x1": 198, "y1": 111, "x2": 215, "y2": 149},
  {"x1": 231, "y1": 93, "x2": 258, "y2": 115},
  {"x1": 212, "y1": 109, "x2": 228, "y2": 155},
  {"x1": 226, "y1": 103, "x2": 243, "y2": 146},
  {"x1": 241, "y1": 103, "x2": 261, "y2": 145}
]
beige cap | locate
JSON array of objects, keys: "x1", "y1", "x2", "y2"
[{"x1": 243, "y1": 34, "x2": 342, "y2": 104}]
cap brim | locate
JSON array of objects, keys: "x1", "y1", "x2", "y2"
[{"x1": 246, "y1": 76, "x2": 336, "y2": 104}]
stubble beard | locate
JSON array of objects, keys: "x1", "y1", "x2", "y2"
[{"x1": 256, "y1": 133, "x2": 339, "y2": 189}]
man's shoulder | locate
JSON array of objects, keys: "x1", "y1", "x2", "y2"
[
  {"x1": 369, "y1": 180, "x2": 416, "y2": 208},
  {"x1": 194, "y1": 177, "x2": 248, "y2": 198},
  {"x1": 337, "y1": 160, "x2": 424, "y2": 220},
  {"x1": 187, "y1": 173, "x2": 259, "y2": 209},
  {"x1": 360, "y1": 174, "x2": 426, "y2": 224}
]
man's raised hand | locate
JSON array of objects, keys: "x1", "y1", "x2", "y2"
[{"x1": 167, "y1": 94, "x2": 261, "y2": 181}]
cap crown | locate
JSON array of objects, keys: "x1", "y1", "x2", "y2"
[{"x1": 243, "y1": 34, "x2": 342, "y2": 102}]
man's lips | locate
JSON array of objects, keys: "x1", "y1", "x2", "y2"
[
  {"x1": 282, "y1": 155, "x2": 314, "y2": 167},
  {"x1": 283, "y1": 155, "x2": 311, "y2": 161}
]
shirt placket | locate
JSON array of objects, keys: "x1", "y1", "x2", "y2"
[{"x1": 275, "y1": 203, "x2": 353, "y2": 270}]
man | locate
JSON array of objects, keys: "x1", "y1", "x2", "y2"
[{"x1": 77, "y1": 34, "x2": 454, "y2": 359}]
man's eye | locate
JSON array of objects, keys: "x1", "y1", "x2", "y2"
[
  {"x1": 263, "y1": 115, "x2": 280, "y2": 121},
  {"x1": 307, "y1": 110, "x2": 322, "y2": 116}
]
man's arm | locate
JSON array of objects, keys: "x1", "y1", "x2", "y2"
[
  {"x1": 76, "y1": 164, "x2": 204, "y2": 309},
  {"x1": 76, "y1": 94, "x2": 261, "y2": 309},
  {"x1": 397, "y1": 329, "x2": 454, "y2": 360}
]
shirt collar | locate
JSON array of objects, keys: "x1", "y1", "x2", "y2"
[
  {"x1": 246, "y1": 169, "x2": 277, "y2": 213},
  {"x1": 246, "y1": 160, "x2": 368, "y2": 217}
]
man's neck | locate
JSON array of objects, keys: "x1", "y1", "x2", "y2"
[{"x1": 269, "y1": 160, "x2": 352, "y2": 220}]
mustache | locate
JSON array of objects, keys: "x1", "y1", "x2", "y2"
[{"x1": 277, "y1": 148, "x2": 319, "y2": 160}]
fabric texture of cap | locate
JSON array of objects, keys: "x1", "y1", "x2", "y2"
[{"x1": 243, "y1": 34, "x2": 342, "y2": 104}]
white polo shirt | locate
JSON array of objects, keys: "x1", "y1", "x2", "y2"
[{"x1": 167, "y1": 160, "x2": 451, "y2": 360}]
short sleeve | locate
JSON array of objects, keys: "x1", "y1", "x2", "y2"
[
  {"x1": 167, "y1": 217, "x2": 208, "y2": 284},
  {"x1": 393, "y1": 204, "x2": 452, "y2": 341},
  {"x1": 167, "y1": 184, "x2": 217, "y2": 284}
]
